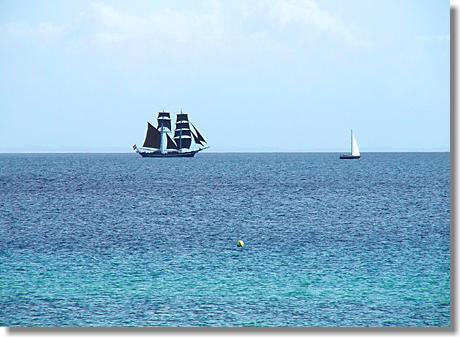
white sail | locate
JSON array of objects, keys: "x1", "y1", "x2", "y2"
[
  {"x1": 351, "y1": 131, "x2": 360, "y2": 156},
  {"x1": 159, "y1": 128, "x2": 168, "y2": 154}
]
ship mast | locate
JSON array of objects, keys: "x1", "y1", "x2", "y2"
[
  {"x1": 350, "y1": 129, "x2": 353, "y2": 153},
  {"x1": 157, "y1": 110, "x2": 172, "y2": 154},
  {"x1": 179, "y1": 109, "x2": 183, "y2": 151},
  {"x1": 174, "y1": 110, "x2": 192, "y2": 153}
]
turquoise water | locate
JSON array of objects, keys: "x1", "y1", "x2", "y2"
[{"x1": 0, "y1": 153, "x2": 450, "y2": 327}]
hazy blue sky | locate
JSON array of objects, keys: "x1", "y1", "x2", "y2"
[{"x1": 0, "y1": 0, "x2": 450, "y2": 152}]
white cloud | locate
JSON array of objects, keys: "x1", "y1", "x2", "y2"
[
  {"x1": 266, "y1": 0, "x2": 340, "y2": 30},
  {"x1": 3, "y1": 20, "x2": 69, "y2": 42},
  {"x1": 88, "y1": 1, "x2": 224, "y2": 47},
  {"x1": 263, "y1": 0, "x2": 359, "y2": 45},
  {"x1": 36, "y1": 22, "x2": 69, "y2": 40},
  {"x1": 84, "y1": 0, "x2": 362, "y2": 54},
  {"x1": 1, "y1": 0, "x2": 362, "y2": 52}
]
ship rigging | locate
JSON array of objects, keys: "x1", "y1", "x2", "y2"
[{"x1": 133, "y1": 110, "x2": 208, "y2": 158}]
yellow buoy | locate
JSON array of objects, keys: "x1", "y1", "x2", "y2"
[{"x1": 237, "y1": 240, "x2": 244, "y2": 248}]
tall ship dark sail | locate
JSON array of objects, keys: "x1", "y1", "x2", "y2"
[
  {"x1": 174, "y1": 112, "x2": 192, "y2": 150},
  {"x1": 133, "y1": 110, "x2": 209, "y2": 157}
]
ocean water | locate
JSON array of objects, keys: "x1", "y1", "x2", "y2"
[{"x1": 0, "y1": 153, "x2": 450, "y2": 327}]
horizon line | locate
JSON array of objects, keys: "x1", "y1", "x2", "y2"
[{"x1": 0, "y1": 150, "x2": 451, "y2": 154}]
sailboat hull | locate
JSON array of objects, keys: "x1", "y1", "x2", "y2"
[
  {"x1": 340, "y1": 154, "x2": 360, "y2": 159},
  {"x1": 138, "y1": 149, "x2": 201, "y2": 158}
]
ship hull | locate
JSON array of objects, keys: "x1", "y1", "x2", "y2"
[
  {"x1": 340, "y1": 154, "x2": 360, "y2": 159},
  {"x1": 138, "y1": 150, "x2": 200, "y2": 158}
]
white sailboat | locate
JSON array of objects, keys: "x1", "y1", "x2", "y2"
[{"x1": 340, "y1": 130, "x2": 361, "y2": 159}]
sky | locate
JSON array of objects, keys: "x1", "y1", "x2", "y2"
[{"x1": 0, "y1": 0, "x2": 450, "y2": 152}]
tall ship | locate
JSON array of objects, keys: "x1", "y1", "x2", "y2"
[{"x1": 133, "y1": 110, "x2": 209, "y2": 157}]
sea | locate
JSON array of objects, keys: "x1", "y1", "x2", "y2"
[{"x1": 0, "y1": 153, "x2": 450, "y2": 327}]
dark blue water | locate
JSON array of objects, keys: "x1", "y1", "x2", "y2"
[{"x1": 0, "y1": 153, "x2": 450, "y2": 327}]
